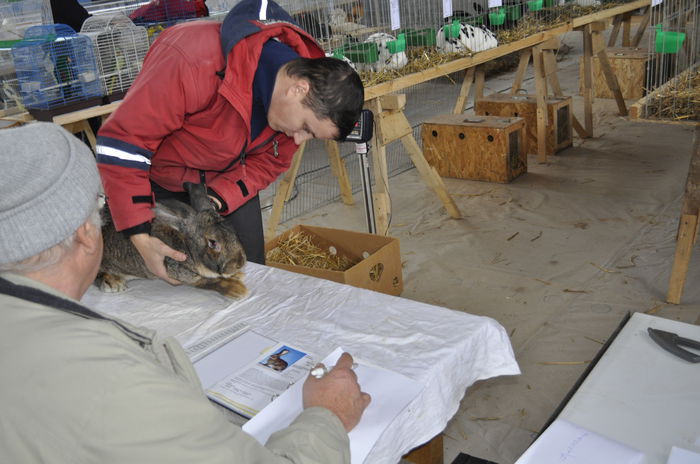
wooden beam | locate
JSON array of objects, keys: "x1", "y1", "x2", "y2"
[
  {"x1": 453, "y1": 67, "x2": 475, "y2": 114},
  {"x1": 667, "y1": 214, "x2": 699, "y2": 304},
  {"x1": 631, "y1": 6, "x2": 650, "y2": 47},
  {"x1": 379, "y1": 94, "x2": 407, "y2": 111},
  {"x1": 622, "y1": 13, "x2": 632, "y2": 47},
  {"x1": 265, "y1": 143, "x2": 305, "y2": 239},
  {"x1": 366, "y1": 98, "x2": 392, "y2": 235},
  {"x1": 572, "y1": 0, "x2": 648, "y2": 28},
  {"x1": 325, "y1": 140, "x2": 355, "y2": 205},
  {"x1": 542, "y1": 50, "x2": 590, "y2": 138},
  {"x1": 474, "y1": 67, "x2": 485, "y2": 100},
  {"x1": 667, "y1": 127, "x2": 700, "y2": 304},
  {"x1": 399, "y1": 133, "x2": 462, "y2": 219},
  {"x1": 582, "y1": 24, "x2": 594, "y2": 137},
  {"x1": 592, "y1": 31, "x2": 628, "y2": 116},
  {"x1": 511, "y1": 49, "x2": 531, "y2": 95},
  {"x1": 533, "y1": 45, "x2": 549, "y2": 163},
  {"x1": 608, "y1": 15, "x2": 622, "y2": 47}
]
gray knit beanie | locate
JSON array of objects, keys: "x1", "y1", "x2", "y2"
[{"x1": 0, "y1": 122, "x2": 102, "y2": 265}]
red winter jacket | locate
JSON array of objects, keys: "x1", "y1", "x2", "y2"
[{"x1": 96, "y1": 7, "x2": 324, "y2": 232}]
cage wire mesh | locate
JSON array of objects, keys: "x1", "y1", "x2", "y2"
[
  {"x1": 11, "y1": 24, "x2": 103, "y2": 119},
  {"x1": 0, "y1": 0, "x2": 52, "y2": 115},
  {"x1": 640, "y1": 0, "x2": 699, "y2": 122},
  {"x1": 80, "y1": 14, "x2": 149, "y2": 102}
]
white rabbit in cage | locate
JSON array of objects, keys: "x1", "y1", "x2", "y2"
[
  {"x1": 436, "y1": 23, "x2": 498, "y2": 54},
  {"x1": 358, "y1": 32, "x2": 408, "y2": 72}
]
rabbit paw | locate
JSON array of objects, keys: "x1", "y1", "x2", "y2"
[
  {"x1": 95, "y1": 272, "x2": 128, "y2": 293},
  {"x1": 196, "y1": 274, "x2": 248, "y2": 299}
]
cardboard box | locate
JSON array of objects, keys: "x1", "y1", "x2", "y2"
[
  {"x1": 422, "y1": 114, "x2": 527, "y2": 183},
  {"x1": 475, "y1": 93, "x2": 573, "y2": 157},
  {"x1": 578, "y1": 47, "x2": 649, "y2": 100},
  {"x1": 265, "y1": 225, "x2": 403, "y2": 296}
]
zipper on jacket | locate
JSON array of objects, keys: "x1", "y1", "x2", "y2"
[{"x1": 273, "y1": 140, "x2": 279, "y2": 157}]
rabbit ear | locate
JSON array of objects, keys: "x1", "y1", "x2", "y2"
[
  {"x1": 184, "y1": 182, "x2": 215, "y2": 213},
  {"x1": 153, "y1": 201, "x2": 193, "y2": 231}
]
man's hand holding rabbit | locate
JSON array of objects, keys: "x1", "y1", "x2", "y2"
[{"x1": 129, "y1": 233, "x2": 186, "y2": 285}]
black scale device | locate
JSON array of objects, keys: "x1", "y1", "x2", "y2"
[{"x1": 344, "y1": 109, "x2": 377, "y2": 234}]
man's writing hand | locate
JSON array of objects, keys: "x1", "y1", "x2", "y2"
[
  {"x1": 302, "y1": 352, "x2": 371, "y2": 432},
  {"x1": 129, "y1": 233, "x2": 186, "y2": 285}
]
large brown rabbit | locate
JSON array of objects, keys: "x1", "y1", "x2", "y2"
[{"x1": 96, "y1": 182, "x2": 247, "y2": 299}]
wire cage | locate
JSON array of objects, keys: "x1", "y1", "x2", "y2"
[
  {"x1": 80, "y1": 14, "x2": 149, "y2": 102},
  {"x1": 206, "y1": 0, "x2": 241, "y2": 20},
  {"x1": 11, "y1": 24, "x2": 103, "y2": 120},
  {"x1": 637, "y1": 0, "x2": 699, "y2": 122},
  {"x1": 0, "y1": 0, "x2": 52, "y2": 43}
]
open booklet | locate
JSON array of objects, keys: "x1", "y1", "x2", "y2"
[
  {"x1": 187, "y1": 324, "x2": 316, "y2": 418},
  {"x1": 186, "y1": 326, "x2": 423, "y2": 463}
]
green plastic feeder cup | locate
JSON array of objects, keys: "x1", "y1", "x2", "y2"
[
  {"x1": 387, "y1": 33, "x2": 406, "y2": 54},
  {"x1": 405, "y1": 28, "x2": 437, "y2": 46},
  {"x1": 505, "y1": 5, "x2": 522, "y2": 20},
  {"x1": 654, "y1": 25, "x2": 686, "y2": 54},
  {"x1": 528, "y1": 0, "x2": 543, "y2": 11},
  {"x1": 445, "y1": 19, "x2": 462, "y2": 39},
  {"x1": 544, "y1": 0, "x2": 557, "y2": 7},
  {"x1": 489, "y1": 8, "x2": 506, "y2": 26},
  {"x1": 343, "y1": 42, "x2": 379, "y2": 63}
]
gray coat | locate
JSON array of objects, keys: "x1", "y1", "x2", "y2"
[{"x1": 0, "y1": 272, "x2": 350, "y2": 463}]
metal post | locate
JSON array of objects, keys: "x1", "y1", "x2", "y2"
[{"x1": 356, "y1": 141, "x2": 376, "y2": 234}]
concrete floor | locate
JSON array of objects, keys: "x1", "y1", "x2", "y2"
[{"x1": 263, "y1": 28, "x2": 700, "y2": 464}]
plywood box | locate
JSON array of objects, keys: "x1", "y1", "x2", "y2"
[
  {"x1": 265, "y1": 225, "x2": 403, "y2": 296},
  {"x1": 578, "y1": 47, "x2": 649, "y2": 100},
  {"x1": 421, "y1": 114, "x2": 527, "y2": 183},
  {"x1": 474, "y1": 94, "x2": 573, "y2": 157}
]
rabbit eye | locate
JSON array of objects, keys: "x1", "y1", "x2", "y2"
[{"x1": 208, "y1": 239, "x2": 221, "y2": 252}]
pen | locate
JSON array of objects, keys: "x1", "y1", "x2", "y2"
[{"x1": 310, "y1": 363, "x2": 358, "y2": 379}]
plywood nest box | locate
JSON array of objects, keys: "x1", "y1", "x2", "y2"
[
  {"x1": 475, "y1": 94, "x2": 573, "y2": 157},
  {"x1": 422, "y1": 114, "x2": 527, "y2": 183},
  {"x1": 578, "y1": 47, "x2": 649, "y2": 100}
]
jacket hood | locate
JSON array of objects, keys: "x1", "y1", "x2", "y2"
[{"x1": 221, "y1": 0, "x2": 300, "y2": 58}]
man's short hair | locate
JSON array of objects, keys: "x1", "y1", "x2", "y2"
[
  {"x1": 284, "y1": 57, "x2": 364, "y2": 141},
  {"x1": 0, "y1": 122, "x2": 102, "y2": 268}
]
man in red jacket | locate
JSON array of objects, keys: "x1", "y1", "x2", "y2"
[{"x1": 96, "y1": 0, "x2": 363, "y2": 284}]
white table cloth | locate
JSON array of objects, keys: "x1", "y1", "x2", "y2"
[{"x1": 83, "y1": 262, "x2": 520, "y2": 463}]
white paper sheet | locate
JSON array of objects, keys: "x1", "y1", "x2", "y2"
[
  {"x1": 243, "y1": 347, "x2": 423, "y2": 464},
  {"x1": 515, "y1": 419, "x2": 644, "y2": 464},
  {"x1": 668, "y1": 447, "x2": 700, "y2": 464}
]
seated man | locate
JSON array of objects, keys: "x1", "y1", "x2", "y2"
[{"x1": 0, "y1": 123, "x2": 370, "y2": 463}]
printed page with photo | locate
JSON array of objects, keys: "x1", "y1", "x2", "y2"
[{"x1": 206, "y1": 342, "x2": 316, "y2": 418}]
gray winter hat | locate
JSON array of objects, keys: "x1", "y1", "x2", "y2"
[{"x1": 0, "y1": 123, "x2": 102, "y2": 265}]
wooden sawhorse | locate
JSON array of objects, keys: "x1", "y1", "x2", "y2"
[
  {"x1": 667, "y1": 126, "x2": 700, "y2": 304},
  {"x1": 453, "y1": 37, "x2": 590, "y2": 163},
  {"x1": 607, "y1": 5, "x2": 651, "y2": 48},
  {"x1": 265, "y1": 94, "x2": 462, "y2": 237},
  {"x1": 579, "y1": 21, "x2": 629, "y2": 137}
]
